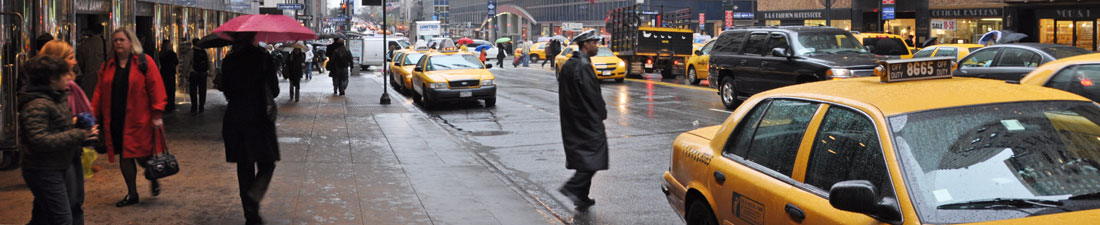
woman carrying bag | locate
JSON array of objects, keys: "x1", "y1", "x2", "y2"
[{"x1": 91, "y1": 28, "x2": 169, "y2": 207}]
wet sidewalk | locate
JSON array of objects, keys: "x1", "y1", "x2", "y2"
[{"x1": 0, "y1": 70, "x2": 556, "y2": 224}]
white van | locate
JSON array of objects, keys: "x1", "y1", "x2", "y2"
[{"x1": 358, "y1": 37, "x2": 410, "y2": 69}]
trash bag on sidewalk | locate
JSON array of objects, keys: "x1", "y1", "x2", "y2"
[{"x1": 82, "y1": 147, "x2": 97, "y2": 179}]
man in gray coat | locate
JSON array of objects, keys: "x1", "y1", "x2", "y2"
[{"x1": 556, "y1": 30, "x2": 607, "y2": 211}]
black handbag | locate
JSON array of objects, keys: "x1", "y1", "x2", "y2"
[{"x1": 145, "y1": 127, "x2": 179, "y2": 180}]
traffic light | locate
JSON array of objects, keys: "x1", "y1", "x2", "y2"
[{"x1": 341, "y1": 3, "x2": 346, "y2": 9}]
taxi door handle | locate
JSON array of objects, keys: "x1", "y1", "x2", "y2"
[
  {"x1": 785, "y1": 203, "x2": 806, "y2": 222},
  {"x1": 713, "y1": 171, "x2": 726, "y2": 184},
  {"x1": 740, "y1": 60, "x2": 747, "y2": 65}
]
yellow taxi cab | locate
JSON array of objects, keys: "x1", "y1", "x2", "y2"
[
  {"x1": 409, "y1": 47, "x2": 496, "y2": 108},
  {"x1": 663, "y1": 57, "x2": 1100, "y2": 225},
  {"x1": 1020, "y1": 53, "x2": 1100, "y2": 102},
  {"x1": 554, "y1": 45, "x2": 627, "y2": 82},
  {"x1": 857, "y1": 33, "x2": 914, "y2": 59},
  {"x1": 515, "y1": 41, "x2": 549, "y2": 61},
  {"x1": 685, "y1": 39, "x2": 715, "y2": 85},
  {"x1": 910, "y1": 43, "x2": 984, "y2": 61},
  {"x1": 388, "y1": 47, "x2": 433, "y2": 94}
]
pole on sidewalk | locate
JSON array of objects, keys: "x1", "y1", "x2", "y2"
[{"x1": 380, "y1": 3, "x2": 392, "y2": 105}]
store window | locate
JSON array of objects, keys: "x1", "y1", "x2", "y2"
[
  {"x1": 1039, "y1": 19, "x2": 1097, "y2": 51},
  {"x1": 804, "y1": 20, "x2": 852, "y2": 31},
  {"x1": 931, "y1": 18, "x2": 1001, "y2": 44}
]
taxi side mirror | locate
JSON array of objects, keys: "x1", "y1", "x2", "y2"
[
  {"x1": 486, "y1": 64, "x2": 493, "y2": 69},
  {"x1": 414, "y1": 67, "x2": 423, "y2": 72},
  {"x1": 695, "y1": 50, "x2": 703, "y2": 56},
  {"x1": 829, "y1": 180, "x2": 902, "y2": 224}
]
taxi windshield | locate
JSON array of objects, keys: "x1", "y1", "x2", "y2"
[
  {"x1": 403, "y1": 53, "x2": 424, "y2": 65},
  {"x1": 596, "y1": 47, "x2": 615, "y2": 56},
  {"x1": 426, "y1": 54, "x2": 484, "y2": 71},
  {"x1": 793, "y1": 32, "x2": 868, "y2": 56},
  {"x1": 889, "y1": 101, "x2": 1100, "y2": 223}
]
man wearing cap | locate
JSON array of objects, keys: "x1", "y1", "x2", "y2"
[{"x1": 556, "y1": 29, "x2": 607, "y2": 211}]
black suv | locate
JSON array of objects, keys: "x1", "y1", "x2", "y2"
[{"x1": 707, "y1": 26, "x2": 880, "y2": 109}]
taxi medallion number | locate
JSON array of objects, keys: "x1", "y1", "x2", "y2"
[{"x1": 879, "y1": 57, "x2": 954, "y2": 83}]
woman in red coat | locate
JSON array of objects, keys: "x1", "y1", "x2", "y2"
[{"x1": 91, "y1": 28, "x2": 168, "y2": 207}]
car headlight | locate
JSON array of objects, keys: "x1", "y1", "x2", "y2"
[
  {"x1": 618, "y1": 61, "x2": 626, "y2": 67},
  {"x1": 430, "y1": 82, "x2": 447, "y2": 89},
  {"x1": 481, "y1": 79, "x2": 494, "y2": 86},
  {"x1": 826, "y1": 68, "x2": 852, "y2": 80}
]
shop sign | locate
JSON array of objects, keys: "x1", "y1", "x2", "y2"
[
  {"x1": 883, "y1": 7, "x2": 895, "y2": 20},
  {"x1": 883, "y1": 0, "x2": 895, "y2": 4},
  {"x1": 931, "y1": 20, "x2": 956, "y2": 30},
  {"x1": 1039, "y1": 8, "x2": 1100, "y2": 19},
  {"x1": 763, "y1": 10, "x2": 823, "y2": 20},
  {"x1": 563, "y1": 22, "x2": 583, "y2": 32},
  {"x1": 734, "y1": 12, "x2": 754, "y2": 19},
  {"x1": 725, "y1": 11, "x2": 733, "y2": 28},
  {"x1": 277, "y1": 3, "x2": 303, "y2": 10},
  {"x1": 931, "y1": 8, "x2": 1001, "y2": 18}
]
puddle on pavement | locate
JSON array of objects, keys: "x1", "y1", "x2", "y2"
[{"x1": 467, "y1": 130, "x2": 513, "y2": 136}]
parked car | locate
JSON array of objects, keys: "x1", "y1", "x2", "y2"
[
  {"x1": 514, "y1": 41, "x2": 548, "y2": 61},
  {"x1": 954, "y1": 43, "x2": 1091, "y2": 81},
  {"x1": 554, "y1": 46, "x2": 627, "y2": 82},
  {"x1": 911, "y1": 43, "x2": 984, "y2": 61},
  {"x1": 1020, "y1": 53, "x2": 1100, "y2": 102},
  {"x1": 707, "y1": 26, "x2": 880, "y2": 109}
]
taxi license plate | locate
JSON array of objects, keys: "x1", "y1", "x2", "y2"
[
  {"x1": 602, "y1": 71, "x2": 610, "y2": 75},
  {"x1": 644, "y1": 64, "x2": 653, "y2": 68},
  {"x1": 460, "y1": 91, "x2": 472, "y2": 98}
]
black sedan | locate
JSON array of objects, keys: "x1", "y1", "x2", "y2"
[{"x1": 953, "y1": 43, "x2": 1091, "y2": 81}]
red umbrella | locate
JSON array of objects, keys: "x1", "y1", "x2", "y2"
[
  {"x1": 213, "y1": 14, "x2": 317, "y2": 43},
  {"x1": 456, "y1": 37, "x2": 474, "y2": 45}
]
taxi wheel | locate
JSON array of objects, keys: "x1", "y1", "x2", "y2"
[
  {"x1": 687, "y1": 68, "x2": 701, "y2": 85},
  {"x1": 484, "y1": 98, "x2": 496, "y2": 107},
  {"x1": 687, "y1": 199, "x2": 718, "y2": 225},
  {"x1": 720, "y1": 76, "x2": 741, "y2": 110},
  {"x1": 412, "y1": 89, "x2": 422, "y2": 104}
]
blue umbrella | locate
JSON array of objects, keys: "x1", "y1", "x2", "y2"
[
  {"x1": 474, "y1": 44, "x2": 493, "y2": 51},
  {"x1": 978, "y1": 30, "x2": 1001, "y2": 45}
]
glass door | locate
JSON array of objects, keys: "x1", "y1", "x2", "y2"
[
  {"x1": 1057, "y1": 20, "x2": 1074, "y2": 46},
  {"x1": 1077, "y1": 21, "x2": 1095, "y2": 51},
  {"x1": 1041, "y1": 19, "x2": 1055, "y2": 44}
]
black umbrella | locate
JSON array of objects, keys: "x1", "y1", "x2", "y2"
[
  {"x1": 317, "y1": 33, "x2": 346, "y2": 39},
  {"x1": 196, "y1": 33, "x2": 232, "y2": 48}
]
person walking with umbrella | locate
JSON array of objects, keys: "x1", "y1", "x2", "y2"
[
  {"x1": 326, "y1": 38, "x2": 354, "y2": 96},
  {"x1": 556, "y1": 30, "x2": 607, "y2": 211},
  {"x1": 496, "y1": 41, "x2": 508, "y2": 68},
  {"x1": 543, "y1": 39, "x2": 561, "y2": 68},
  {"x1": 213, "y1": 14, "x2": 314, "y2": 224}
]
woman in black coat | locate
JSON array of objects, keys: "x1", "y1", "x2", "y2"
[{"x1": 218, "y1": 32, "x2": 280, "y2": 225}]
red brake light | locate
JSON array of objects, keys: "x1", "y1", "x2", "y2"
[
  {"x1": 647, "y1": 59, "x2": 653, "y2": 64},
  {"x1": 877, "y1": 35, "x2": 886, "y2": 38},
  {"x1": 1081, "y1": 77, "x2": 1094, "y2": 87}
]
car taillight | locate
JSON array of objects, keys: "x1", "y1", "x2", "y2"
[
  {"x1": 647, "y1": 59, "x2": 653, "y2": 64},
  {"x1": 1081, "y1": 77, "x2": 1094, "y2": 87}
]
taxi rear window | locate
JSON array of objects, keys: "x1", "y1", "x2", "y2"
[{"x1": 863, "y1": 37, "x2": 910, "y2": 55}]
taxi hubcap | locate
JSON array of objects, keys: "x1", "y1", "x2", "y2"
[{"x1": 688, "y1": 69, "x2": 696, "y2": 81}]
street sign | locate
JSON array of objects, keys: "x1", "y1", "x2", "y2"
[
  {"x1": 698, "y1": 13, "x2": 705, "y2": 30},
  {"x1": 641, "y1": 11, "x2": 660, "y2": 15},
  {"x1": 329, "y1": 17, "x2": 347, "y2": 22},
  {"x1": 724, "y1": 10, "x2": 733, "y2": 28},
  {"x1": 563, "y1": 22, "x2": 583, "y2": 32},
  {"x1": 883, "y1": 7, "x2": 895, "y2": 20},
  {"x1": 277, "y1": 3, "x2": 302, "y2": 10},
  {"x1": 488, "y1": 0, "x2": 496, "y2": 18},
  {"x1": 297, "y1": 15, "x2": 313, "y2": 20}
]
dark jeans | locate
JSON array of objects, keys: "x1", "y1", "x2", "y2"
[
  {"x1": 563, "y1": 170, "x2": 597, "y2": 200},
  {"x1": 496, "y1": 54, "x2": 506, "y2": 68},
  {"x1": 237, "y1": 160, "x2": 276, "y2": 223},
  {"x1": 331, "y1": 69, "x2": 349, "y2": 94},
  {"x1": 288, "y1": 79, "x2": 301, "y2": 100},
  {"x1": 163, "y1": 77, "x2": 176, "y2": 112},
  {"x1": 189, "y1": 74, "x2": 207, "y2": 112},
  {"x1": 23, "y1": 161, "x2": 84, "y2": 225}
]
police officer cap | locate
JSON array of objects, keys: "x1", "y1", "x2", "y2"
[{"x1": 572, "y1": 30, "x2": 602, "y2": 44}]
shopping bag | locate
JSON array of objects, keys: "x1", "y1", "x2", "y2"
[{"x1": 81, "y1": 147, "x2": 97, "y2": 179}]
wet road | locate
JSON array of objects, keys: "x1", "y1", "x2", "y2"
[{"x1": 388, "y1": 63, "x2": 732, "y2": 224}]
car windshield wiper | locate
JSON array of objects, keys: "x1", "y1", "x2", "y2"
[
  {"x1": 1069, "y1": 192, "x2": 1100, "y2": 200},
  {"x1": 937, "y1": 198, "x2": 1064, "y2": 210}
]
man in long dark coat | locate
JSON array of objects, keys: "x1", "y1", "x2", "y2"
[
  {"x1": 325, "y1": 38, "x2": 353, "y2": 96},
  {"x1": 556, "y1": 30, "x2": 607, "y2": 211},
  {"x1": 158, "y1": 39, "x2": 178, "y2": 112},
  {"x1": 219, "y1": 32, "x2": 280, "y2": 225}
]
